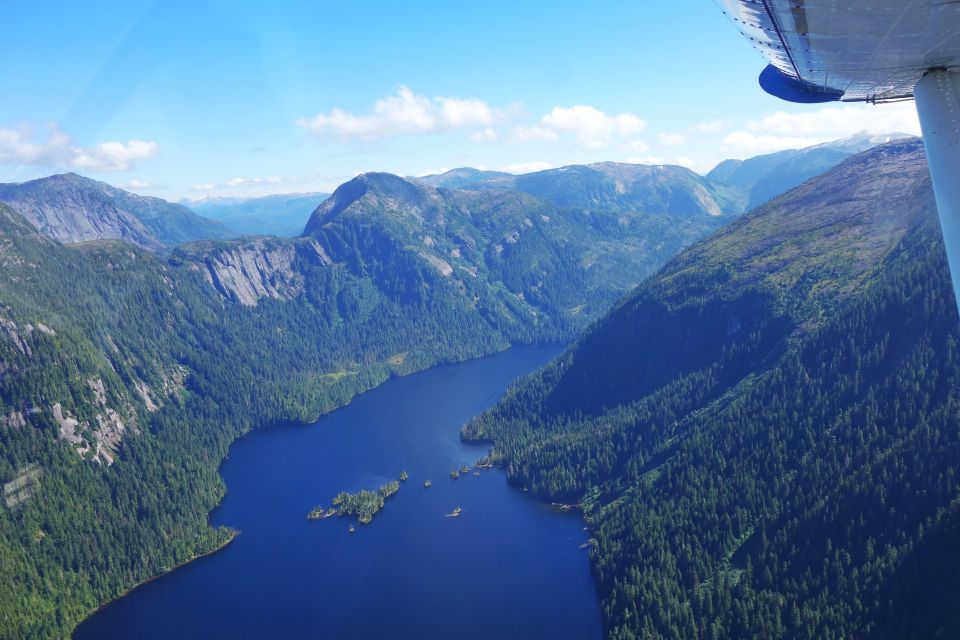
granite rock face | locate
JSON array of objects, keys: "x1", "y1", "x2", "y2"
[
  {"x1": 192, "y1": 236, "x2": 331, "y2": 306},
  {"x1": 0, "y1": 173, "x2": 235, "y2": 250}
]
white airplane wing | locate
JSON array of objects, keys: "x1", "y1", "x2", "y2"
[{"x1": 717, "y1": 0, "x2": 960, "y2": 312}]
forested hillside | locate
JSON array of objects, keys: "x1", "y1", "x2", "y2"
[
  {"x1": 465, "y1": 139, "x2": 960, "y2": 639},
  {"x1": 0, "y1": 159, "x2": 728, "y2": 638},
  {"x1": 0, "y1": 194, "x2": 514, "y2": 637}
]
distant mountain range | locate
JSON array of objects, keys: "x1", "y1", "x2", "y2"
[
  {"x1": 421, "y1": 133, "x2": 916, "y2": 214},
  {"x1": 185, "y1": 192, "x2": 329, "y2": 237},
  {"x1": 420, "y1": 162, "x2": 742, "y2": 217},
  {"x1": 0, "y1": 133, "x2": 909, "y2": 255},
  {"x1": 0, "y1": 173, "x2": 235, "y2": 250},
  {"x1": 707, "y1": 132, "x2": 913, "y2": 209}
]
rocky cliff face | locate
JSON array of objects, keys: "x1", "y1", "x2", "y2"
[
  {"x1": 188, "y1": 236, "x2": 332, "y2": 306},
  {"x1": 0, "y1": 173, "x2": 234, "y2": 250}
]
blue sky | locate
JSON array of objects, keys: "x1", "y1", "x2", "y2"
[{"x1": 0, "y1": 0, "x2": 921, "y2": 199}]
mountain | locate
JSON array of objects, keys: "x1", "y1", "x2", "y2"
[
  {"x1": 416, "y1": 167, "x2": 513, "y2": 189},
  {"x1": 186, "y1": 192, "x2": 328, "y2": 237},
  {"x1": 300, "y1": 171, "x2": 727, "y2": 338},
  {"x1": 0, "y1": 173, "x2": 235, "y2": 250},
  {"x1": 464, "y1": 139, "x2": 960, "y2": 638},
  {"x1": 708, "y1": 132, "x2": 914, "y2": 210},
  {"x1": 418, "y1": 134, "x2": 908, "y2": 219},
  {"x1": 445, "y1": 162, "x2": 744, "y2": 217}
]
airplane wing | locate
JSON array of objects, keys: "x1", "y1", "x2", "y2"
[
  {"x1": 715, "y1": 0, "x2": 960, "y2": 103},
  {"x1": 716, "y1": 0, "x2": 960, "y2": 314}
]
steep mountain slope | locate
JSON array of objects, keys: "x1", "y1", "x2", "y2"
[
  {"x1": 186, "y1": 192, "x2": 328, "y2": 237},
  {"x1": 301, "y1": 171, "x2": 725, "y2": 338},
  {"x1": 464, "y1": 139, "x2": 960, "y2": 638},
  {"x1": 0, "y1": 174, "x2": 235, "y2": 249},
  {"x1": 708, "y1": 133, "x2": 913, "y2": 210}
]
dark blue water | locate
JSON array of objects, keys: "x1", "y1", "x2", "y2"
[{"x1": 75, "y1": 347, "x2": 601, "y2": 639}]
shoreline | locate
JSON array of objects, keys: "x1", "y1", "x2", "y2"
[
  {"x1": 73, "y1": 530, "x2": 239, "y2": 634},
  {"x1": 71, "y1": 344, "x2": 573, "y2": 636}
]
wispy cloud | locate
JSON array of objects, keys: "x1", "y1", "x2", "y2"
[
  {"x1": 694, "y1": 120, "x2": 727, "y2": 133},
  {"x1": 512, "y1": 105, "x2": 646, "y2": 149},
  {"x1": 722, "y1": 103, "x2": 920, "y2": 154},
  {"x1": 120, "y1": 179, "x2": 154, "y2": 190},
  {"x1": 416, "y1": 167, "x2": 450, "y2": 177},
  {"x1": 190, "y1": 172, "x2": 346, "y2": 194},
  {"x1": 0, "y1": 125, "x2": 158, "y2": 172},
  {"x1": 470, "y1": 127, "x2": 499, "y2": 142},
  {"x1": 658, "y1": 132, "x2": 686, "y2": 147},
  {"x1": 501, "y1": 160, "x2": 553, "y2": 174},
  {"x1": 296, "y1": 86, "x2": 507, "y2": 140}
]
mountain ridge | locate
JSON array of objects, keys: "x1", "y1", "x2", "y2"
[{"x1": 0, "y1": 173, "x2": 235, "y2": 250}]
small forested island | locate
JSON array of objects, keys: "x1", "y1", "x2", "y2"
[
  {"x1": 450, "y1": 469, "x2": 460, "y2": 479},
  {"x1": 423, "y1": 479, "x2": 432, "y2": 488},
  {"x1": 333, "y1": 480, "x2": 401, "y2": 525},
  {"x1": 309, "y1": 480, "x2": 401, "y2": 525},
  {"x1": 399, "y1": 470, "x2": 409, "y2": 481},
  {"x1": 459, "y1": 464, "x2": 471, "y2": 474}
]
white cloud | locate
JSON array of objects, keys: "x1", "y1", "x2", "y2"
[
  {"x1": 416, "y1": 167, "x2": 450, "y2": 177},
  {"x1": 747, "y1": 102, "x2": 920, "y2": 137},
  {"x1": 73, "y1": 140, "x2": 158, "y2": 172},
  {"x1": 190, "y1": 172, "x2": 348, "y2": 194},
  {"x1": 296, "y1": 86, "x2": 505, "y2": 140},
  {"x1": 224, "y1": 176, "x2": 290, "y2": 188},
  {"x1": 0, "y1": 125, "x2": 158, "y2": 172},
  {"x1": 722, "y1": 102, "x2": 921, "y2": 155},
  {"x1": 470, "y1": 127, "x2": 499, "y2": 142},
  {"x1": 509, "y1": 105, "x2": 646, "y2": 150},
  {"x1": 694, "y1": 120, "x2": 727, "y2": 133},
  {"x1": 626, "y1": 155, "x2": 664, "y2": 165},
  {"x1": 501, "y1": 160, "x2": 553, "y2": 174},
  {"x1": 658, "y1": 132, "x2": 686, "y2": 147},
  {"x1": 672, "y1": 156, "x2": 713, "y2": 173},
  {"x1": 121, "y1": 179, "x2": 153, "y2": 190},
  {"x1": 509, "y1": 125, "x2": 559, "y2": 143},
  {"x1": 721, "y1": 131, "x2": 832, "y2": 155}
]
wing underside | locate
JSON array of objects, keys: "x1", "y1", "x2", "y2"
[{"x1": 716, "y1": 0, "x2": 960, "y2": 103}]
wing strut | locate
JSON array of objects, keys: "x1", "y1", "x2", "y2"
[{"x1": 915, "y1": 70, "x2": 960, "y2": 312}]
